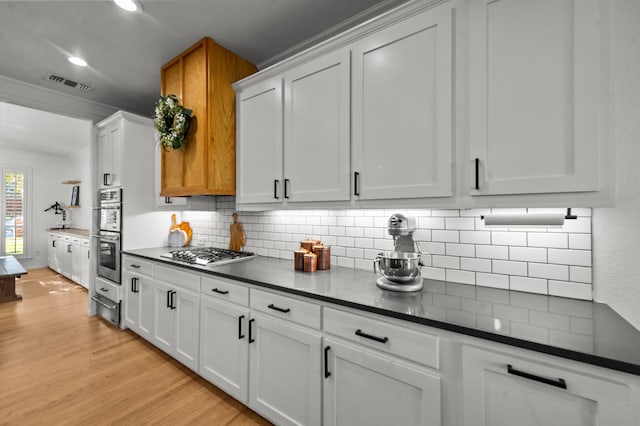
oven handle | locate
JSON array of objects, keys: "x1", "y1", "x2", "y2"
[
  {"x1": 91, "y1": 295, "x2": 117, "y2": 310},
  {"x1": 95, "y1": 235, "x2": 120, "y2": 241}
]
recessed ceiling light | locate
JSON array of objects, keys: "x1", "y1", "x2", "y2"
[
  {"x1": 114, "y1": 0, "x2": 140, "y2": 12},
  {"x1": 68, "y1": 56, "x2": 88, "y2": 67}
]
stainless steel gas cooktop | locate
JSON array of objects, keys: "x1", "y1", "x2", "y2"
[{"x1": 160, "y1": 247, "x2": 255, "y2": 266}]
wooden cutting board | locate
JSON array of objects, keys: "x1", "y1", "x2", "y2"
[{"x1": 229, "y1": 212, "x2": 245, "y2": 251}]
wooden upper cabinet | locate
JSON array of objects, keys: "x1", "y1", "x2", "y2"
[{"x1": 160, "y1": 37, "x2": 257, "y2": 196}]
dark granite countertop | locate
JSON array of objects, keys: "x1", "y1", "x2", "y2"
[{"x1": 123, "y1": 246, "x2": 640, "y2": 376}]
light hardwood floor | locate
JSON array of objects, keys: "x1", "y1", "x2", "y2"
[{"x1": 0, "y1": 268, "x2": 271, "y2": 425}]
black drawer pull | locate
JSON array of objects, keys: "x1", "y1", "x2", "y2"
[
  {"x1": 238, "y1": 315, "x2": 245, "y2": 340},
  {"x1": 268, "y1": 303, "x2": 290, "y2": 313},
  {"x1": 355, "y1": 329, "x2": 389, "y2": 344},
  {"x1": 100, "y1": 287, "x2": 108, "y2": 292},
  {"x1": 211, "y1": 288, "x2": 229, "y2": 295},
  {"x1": 130, "y1": 264, "x2": 141, "y2": 269},
  {"x1": 507, "y1": 364, "x2": 567, "y2": 389},
  {"x1": 248, "y1": 318, "x2": 255, "y2": 343},
  {"x1": 324, "y1": 346, "x2": 331, "y2": 378}
]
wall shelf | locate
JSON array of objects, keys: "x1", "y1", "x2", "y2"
[{"x1": 62, "y1": 180, "x2": 81, "y2": 185}]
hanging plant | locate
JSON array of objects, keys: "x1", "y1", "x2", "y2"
[{"x1": 153, "y1": 95, "x2": 193, "y2": 150}]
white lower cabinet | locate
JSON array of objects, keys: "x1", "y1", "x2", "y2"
[
  {"x1": 71, "y1": 238, "x2": 90, "y2": 288},
  {"x1": 323, "y1": 338, "x2": 441, "y2": 426},
  {"x1": 48, "y1": 233, "x2": 89, "y2": 288},
  {"x1": 462, "y1": 344, "x2": 636, "y2": 426},
  {"x1": 122, "y1": 270, "x2": 153, "y2": 341},
  {"x1": 152, "y1": 280, "x2": 200, "y2": 371},
  {"x1": 248, "y1": 313, "x2": 322, "y2": 426},
  {"x1": 199, "y1": 296, "x2": 250, "y2": 402}
]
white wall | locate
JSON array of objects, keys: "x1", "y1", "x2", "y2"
[
  {"x1": 592, "y1": 0, "x2": 640, "y2": 330},
  {"x1": 0, "y1": 148, "x2": 70, "y2": 269},
  {"x1": 67, "y1": 147, "x2": 92, "y2": 229}
]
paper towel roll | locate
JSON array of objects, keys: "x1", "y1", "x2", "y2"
[{"x1": 483, "y1": 213, "x2": 565, "y2": 227}]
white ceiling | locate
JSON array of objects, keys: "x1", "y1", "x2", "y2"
[
  {"x1": 0, "y1": 102, "x2": 92, "y2": 156},
  {"x1": 0, "y1": 0, "x2": 407, "y2": 155}
]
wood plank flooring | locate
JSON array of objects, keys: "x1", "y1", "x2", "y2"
[{"x1": 0, "y1": 268, "x2": 271, "y2": 425}]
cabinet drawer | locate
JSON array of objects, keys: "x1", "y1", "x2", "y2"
[
  {"x1": 154, "y1": 264, "x2": 200, "y2": 292},
  {"x1": 323, "y1": 307, "x2": 439, "y2": 369},
  {"x1": 123, "y1": 256, "x2": 153, "y2": 276},
  {"x1": 201, "y1": 276, "x2": 249, "y2": 306},
  {"x1": 95, "y1": 277, "x2": 121, "y2": 302},
  {"x1": 250, "y1": 288, "x2": 321, "y2": 329}
]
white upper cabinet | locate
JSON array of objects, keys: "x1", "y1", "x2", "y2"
[
  {"x1": 97, "y1": 123, "x2": 122, "y2": 189},
  {"x1": 236, "y1": 79, "x2": 284, "y2": 204},
  {"x1": 352, "y1": 3, "x2": 453, "y2": 200},
  {"x1": 469, "y1": 0, "x2": 605, "y2": 196},
  {"x1": 283, "y1": 49, "x2": 351, "y2": 202}
]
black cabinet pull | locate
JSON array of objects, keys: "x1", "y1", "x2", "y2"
[
  {"x1": 284, "y1": 178, "x2": 290, "y2": 199},
  {"x1": 248, "y1": 318, "x2": 255, "y2": 343},
  {"x1": 170, "y1": 291, "x2": 177, "y2": 310},
  {"x1": 100, "y1": 287, "x2": 108, "y2": 292},
  {"x1": 355, "y1": 329, "x2": 389, "y2": 344},
  {"x1": 267, "y1": 303, "x2": 290, "y2": 313},
  {"x1": 274, "y1": 180, "x2": 280, "y2": 199},
  {"x1": 211, "y1": 288, "x2": 229, "y2": 295},
  {"x1": 474, "y1": 158, "x2": 480, "y2": 190},
  {"x1": 354, "y1": 171, "x2": 360, "y2": 196},
  {"x1": 165, "y1": 197, "x2": 172, "y2": 204},
  {"x1": 166, "y1": 290, "x2": 171, "y2": 308},
  {"x1": 238, "y1": 315, "x2": 245, "y2": 340},
  {"x1": 507, "y1": 364, "x2": 567, "y2": 389},
  {"x1": 67, "y1": 244, "x2": 72, "y2": 253},
  {"x1": 103, "y1": 173, "x2": 107, "y2": 186},
  {"x1": 324, "y1": 346, "x2": 331, "y2": 378},
  {"x1": 52, "y1": 240, "x2": 56, "y2": 248},
  {"x1": 131, "y1": 277, "x2": 138, "y2": 293},
  {"x1": 103, "y1": 173, "x2": 111, "y2": 186},
  {"x1": 130, "y1": 264, "x2": 141, "y2": 269}
]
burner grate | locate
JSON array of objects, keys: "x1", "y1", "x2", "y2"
[{"x1": 164, "y1": 247, "x2": 255, "y2": 265}]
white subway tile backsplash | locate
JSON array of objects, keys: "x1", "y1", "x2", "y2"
[
  {"x1": 432, "y1": 230, "x2": 460, "y2": 243},
  {"x1": 569, "y1": 266, "x2": 592, "y2": 284},
  {"x1": 569, "y1": 234, "x2": 591, "y2": 250},
  {"x1": 446, "y1": 269, "x2": 476, "y2": 285},
  {"x1": 548, "y1": 249, "x2": 592, "y2": 266},
  {"x1": 433, "y1": 255, "x2": 460, "y2": 269},
  {"x1": 528, "y1": 263, "x2": 569, "y2": 281},
  {"x1": 527, "y1": 232, "x2": 568, "y2": 249},
  {"x1": 186, "y1": 204, "x2": 593, "y2": 301},
  {"x1": 492, "y1": 232, "x2": 527, "y2": 246},
  {"x1": 476, "y1": 273, "x2": 509, "y2": 289},
  {"x1": 510, "y1": 276, "x2": 548, "y2": 294},
  {"x1": 460, "y1": 231, "x2": 491, "y2": 245},
  {"x1": 446, "y1": 243, "x2": 475, "y2": 257},
  {"x1": 509, "y1": 247, "x2": 547, "y2": 263},
  {"x1": 476, "y1": 245, "x2": 509, "y2": 260},
  {"x1": 493, "y1": 260, "x2": 527, "y2": 276}
]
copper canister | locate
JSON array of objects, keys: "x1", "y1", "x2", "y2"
[
  {"x1": 294, "y1": 249, "x2": 309, "y2": 270},
  {"x1": 300, "y1": 239, "x2": 321, "y2": 252},
  {"x1": 303, "y1": 253, "x2": 317, "y2": 272},
  {"x1": 314, "y1": 246, "x2": 331, "y2": 270}
]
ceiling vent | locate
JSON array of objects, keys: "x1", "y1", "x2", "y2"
[{"x1": 45, "y1": 73, "x2": 94, "y2": 92}]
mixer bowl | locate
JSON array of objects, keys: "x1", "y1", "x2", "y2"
[{"x1": 374, "y1": 251, "x2": 422, "y2": 283}]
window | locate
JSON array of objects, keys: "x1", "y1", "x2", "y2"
[{"x1": 2, "y1": 168, "x2": 27, "y2": 258}]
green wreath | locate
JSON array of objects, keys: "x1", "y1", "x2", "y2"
[{"x1": 153, "y1": 95, "x2": 193, "y2": 150}]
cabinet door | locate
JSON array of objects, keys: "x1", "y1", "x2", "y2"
[
  {"x1": 59, "y1": 240, "x2": 72, "y2": 278},
  {"x1": 138, "y1": 276, "x2": 154, "y2": 341},
  {"x1": 462, "y1": 345, "x2": 634, "y2": 426},
  {"x1": 122, "y1": 272, "x2": 140, "y2": 332},
  {"x1": 469, "y1": 0, "x2": 603, "y2": 195},
  {"x1": 352, "y1": 4, "x2": 453, "y2": 199},
  {"x1": 249, "y1": 314, "x2": 321, "y2": 426},
  {"x1": 155, "y1": 140, "x2": 189, "y2": 207},
  {"x1": 79, "y1": 244, "x2": 90, "y2": 289},
  {"x1": 47, "y1": 236, "x2": 58, "y2": 271},
  {"x1": 199, "y1": 297, "x2": 250, "y2": 402},
  {"x1": 236, "y1": 79, "x2": 284, "y2": 204},
  {"x1": 98, "y1": 124, "x2": 122, "y2": 188},
  {"x1": 283, "y1": 49, "x2": 350, "y2": 202},
  {"x1": 71, "y1": 242, "x2": 83, "y2": 284},
  {"x1": 323, "y1": 339, "x2": 441, "y2": 426},
  {"x1": 152, "y1": 281, "x2": 175, "y2": 354},
  {"x1": 174, "y1": 287, "x2": 200, "y2": 371}
]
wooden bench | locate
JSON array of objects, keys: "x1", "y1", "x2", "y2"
[{"x1": 0, "y1": 256, "x2": 27, "y2": 302}]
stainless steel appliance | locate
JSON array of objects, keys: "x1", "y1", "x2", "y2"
[
  {"x1": 375, "y1": 213, "x2": 425, "y2": 292},
  {"x1": 91, "y1": 290, "x2": 120, "y2": 326},
  {"x1": 97, "y1": 230, "x2": 121, "y2": 283},
  {"x1": 99, "y1": 188, "x2": 122, "y2": 232},
  {"x1": 160, "y1": 247, "x2": 255, "y2": 266}
]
